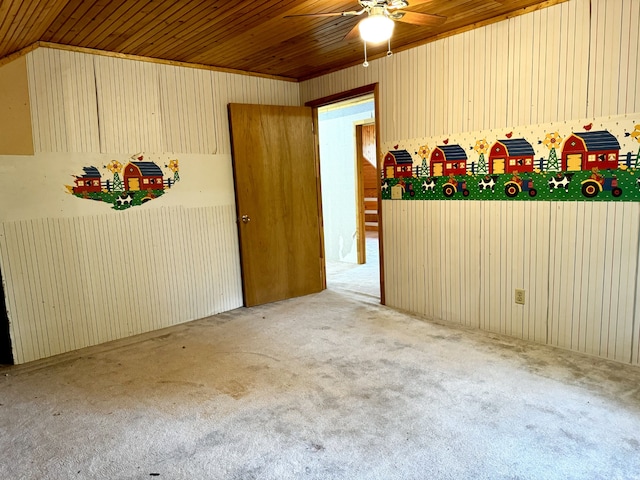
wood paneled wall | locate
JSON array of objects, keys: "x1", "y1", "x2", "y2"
[
  {"x1": 0, "y1": 206, "x2": 242, "y2": 364},
  {"x1": 0, "y1": 46, "x2": 300, "y2": 363},
  {"x1": 26, "y1": 47, "x2": 300, "y2": 155},
  {"x1": 383, "y1": 200, "x2": 640, "y2": 364},
  {"x1": 301, "y1": 0, "x2": 640, "y2": 365}
]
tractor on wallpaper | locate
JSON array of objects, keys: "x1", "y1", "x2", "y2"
[
  {"x1": 381, "y1": 116, "x2": 640, "y2": 202},
  {"x1": 66, "y1": 154, "x2": 180, "y2": 210}
]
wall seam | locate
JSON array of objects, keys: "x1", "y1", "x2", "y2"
[{"x1": 630, "y1": 206, "x2": 640, "y2": 364}]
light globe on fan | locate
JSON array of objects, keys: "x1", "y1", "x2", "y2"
[{"x1": 359, "y1": 13, "x2": 394, "y2": 44}]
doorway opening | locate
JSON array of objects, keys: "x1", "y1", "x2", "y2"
[
  {"x1": 317, "y1": 95, "x2": 380, "y2": 301},
  {"x1": 0, "y1": 268, "x2": 13, "y2": 365}
]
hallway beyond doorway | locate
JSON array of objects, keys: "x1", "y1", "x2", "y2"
[{"x1": 325, "y1": 231, "x2": 380, "y2": 300}]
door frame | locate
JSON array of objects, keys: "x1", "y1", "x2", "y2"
[
  {"x1": 305, "y1": 83, "x2": 385, "y2": 305},
  {"x1": 355, "y1": 120, "x2": 376, "y2": 265},
  {"x1": 355, "y1": 122, "x2": 366, "y2": 265}
]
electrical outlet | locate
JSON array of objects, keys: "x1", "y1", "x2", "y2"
[{"x1": 515, "y1": 288, "x2": 525, "y2": 305}]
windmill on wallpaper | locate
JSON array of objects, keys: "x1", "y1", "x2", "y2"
[
  {"x1": 381, "y1": 116, "x2": 640, "y2": 202},
  {"x1": 66, "y1": 155, "x2": 181, "y2": 210}
]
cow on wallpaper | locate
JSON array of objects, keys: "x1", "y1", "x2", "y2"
[{"x1": 548, "y1": 172, "x2": 574, "y2": 192}]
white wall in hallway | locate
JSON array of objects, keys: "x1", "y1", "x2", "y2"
[
  {"x1": 319, "y1": 102, "x2": 375, "y2": 263},
  {"x1": 301, "y1": 0, "x2": 640, "y2": 365}
]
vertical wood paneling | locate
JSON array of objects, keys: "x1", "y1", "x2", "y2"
[
  {"x1": 634, "y1": 213, "x2": 640, "y2": 364},
  {"x1": 385, "y1": 199, "x2": 635, "y2": 361},
  {"x1": 532, "y1": 203, "x2": 550, "y2": 343},
  {"x1": 571, "y1": 0, "x2": 592, "y2": 119},
  {"x1": 26, "y1": 47, "x2": 299, "y2": 156},
  {"x1": 548, "y1": 202, "x2": 638, "y2": 362},
  {"x1": 381, "y1": 201, "x2": 395, "y2": 307},
  {"x1": 158, "y1": 64, "x2": 218, "y2": 154},
  {"x1": 94, "y1": 55, "x2": 164, "y2": 153},
  {"x1": 587, "y1": 0, "x2": 640, "y2": 117},
  {"x1": 627, "y1": 0, "x2": 640, "y2": 114},
  {"x1": 27, "y1": 48, "x2": 100, "y2": 153},
  {"x1": 382, "y1": 200, "x2": 481, "y2": 329},
  {"x1": 0, "y1": 206, "x2": 243, "y2": 364}
]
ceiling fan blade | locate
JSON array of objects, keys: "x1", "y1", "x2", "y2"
[
  {"x1": 395, "y1": 0, "x2": 436, "y2": 7},
  {"x1": 285, "y1": 10, "x2": 361, "y2": 19},
  {"x1": 285, "y1": 12, "x2": 346, "y2": 18},
  {"x1": 395, "y1": 11, "x2": 446, "y2": 26},
  {"x1": 343, "y1": 22, "x2": 361, "y2": 41}
]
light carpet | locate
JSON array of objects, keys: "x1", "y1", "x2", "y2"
[{"x1": 1, "y1": 288, "x2": 640, "y2": 479}]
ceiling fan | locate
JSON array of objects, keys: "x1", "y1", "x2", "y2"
[{"x1": 286, "y1": 0, "x2": 446, "y2": 45}]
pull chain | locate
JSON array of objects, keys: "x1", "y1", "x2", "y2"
[{"x1": 362, "y1": 38, "x2": 393, "y2": 68}]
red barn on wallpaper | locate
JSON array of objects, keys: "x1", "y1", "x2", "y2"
[
  {"x1": 383, "y1": 150, "x2": 414, "y2": 178},
  {"x1": 489, "y1": 138, "x2": 535, "y2": 174},
  {"x1": 430, "y1": 145, "x2": 467, "y2": 177},
  {"x1": 561, "y1": 131, "x2": 620, "y2": 171},
  {"x1": 72, "y1": 166, "x2": 102, "y2": 194},
  {"x1": 123, "y1": 161, "x2": 164, "y2": 191}
]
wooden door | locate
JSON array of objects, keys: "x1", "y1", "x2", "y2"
[{"x1": 228, "y1": 103, "x2": 325, "y2": 307}]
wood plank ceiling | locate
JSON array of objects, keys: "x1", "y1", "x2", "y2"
[{"x1": 0, "y1": 0, "x2": 565, "y2": 81}]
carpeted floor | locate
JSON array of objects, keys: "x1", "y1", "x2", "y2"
[{"x1": 1, "y1": 257, "x2": 640, "y2": 479}]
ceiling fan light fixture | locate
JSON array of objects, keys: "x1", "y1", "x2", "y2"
[{"x1": 359, "y1": 14, "x2": 394, "y2": 44}]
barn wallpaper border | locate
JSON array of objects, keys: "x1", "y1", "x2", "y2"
[
  {"x1": 66, "y1": 154, "x2": 180, "y2": 210},
  {"x1": 381, "y1": 114, "x2": 640, "y2": 202}
]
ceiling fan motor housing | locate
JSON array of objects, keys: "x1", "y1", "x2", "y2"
[{"x1": 359, "y1": 0, "x2": 410, "y2": 8}]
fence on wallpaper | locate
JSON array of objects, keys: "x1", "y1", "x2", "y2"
[{"x1": 0, "y1": 205, "x2": 243, "y2": 364}]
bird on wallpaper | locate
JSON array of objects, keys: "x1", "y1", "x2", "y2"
[
  {"x1": 443, "y1": 138, "x2": 449, "y2": 144},
  {"x1": 505, "y1": 132, "x2": 513, "y2": 138},
  {"x1": 394, "y1": 144, "x2": 399, "y2": 149},
  {"x1": 583, "y1": 123, "x2": 593, "y2": 130}
]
